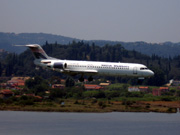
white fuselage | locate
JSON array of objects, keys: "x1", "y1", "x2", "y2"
[{"x1": 34, "y1": 59, "x2": 154, "y2": 78}]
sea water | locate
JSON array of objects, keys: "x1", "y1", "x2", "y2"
[{"x1": 0, "y1": 111, "x2": 179, "y2": 135}]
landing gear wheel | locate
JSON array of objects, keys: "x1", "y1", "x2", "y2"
[
  {"x1": 88, "y1": 76, "x2": 93, "y2": 82},
  {"x1": 137, "y1": 79, "x2": 144, "y2": 85},
  {"x1": 79, "y1": 77, "x2": 84, "y2": 82}
]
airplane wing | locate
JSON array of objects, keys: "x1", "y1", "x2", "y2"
[{"x1": 63, "y1": 69, "x2": 98, "y2": 75}]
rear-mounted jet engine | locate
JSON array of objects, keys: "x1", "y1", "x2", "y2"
[{"x1": 53, "y1": 62, "x2": 67, "y2": 69}]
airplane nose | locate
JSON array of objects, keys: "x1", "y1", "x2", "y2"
[{"x1": 150, "y1": 70, "x2": 154, "y2": 76}]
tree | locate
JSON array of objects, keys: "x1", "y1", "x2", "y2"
[
  {"x1": 50, "y1": 76, "x2": 61, "y2": 85},
  {"x1": 50, "y1": 88, "x2": 65, "y2": 99},
  {"x1": 25, "y1": 76, "x2": 50, "y2": 95},
  {"x1": 147, "y1": 68, "x2": 166, "y2": 86},
  {"x1": 176, "y1": 90, "x2": 180, "y2": 97},
  {"x1": 65, "y1": 77, "x2": 75, "y2": 87},
  {"x1": 0, "y1": 62, "x2": 2, "y2": 76}
]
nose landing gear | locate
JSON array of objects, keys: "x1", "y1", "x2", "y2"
[{"x1": 138, "y1": 77, "x2": 144, "y2": 85}]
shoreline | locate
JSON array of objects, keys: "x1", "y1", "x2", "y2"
[{"x1": 0, "y1": 100, "x2": 180, "y2": 113}]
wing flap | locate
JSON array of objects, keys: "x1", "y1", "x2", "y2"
[{"x1": 64, "y1": 69, "x2": 98, "y2": 74}]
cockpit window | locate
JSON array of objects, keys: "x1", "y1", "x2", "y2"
[{"x1": 140, "y1": 67, "x2": 148, "y2": 70}]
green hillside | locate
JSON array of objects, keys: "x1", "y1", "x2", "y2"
[{"x1": 0, "y1": 32, "x2": 180, "y2": 57}]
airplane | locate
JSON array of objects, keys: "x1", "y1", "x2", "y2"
[{"x1": 16, "y1": 44, "x2": 154, "y2": 82}]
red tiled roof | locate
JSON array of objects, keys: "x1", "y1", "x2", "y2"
[
  {"x1": 139, "y1": 87, "x2": 149, "y2": 89},
  {"x1": 25, "y1": 94, "x2": 35, "y2": 96},
  {"x1": 159, "y1": 87, "x2": 169, "y2": 90},
  {"x1": 0, "y1": 90, "x2": 14, "y2": 95},
  {"x1": 7, "y1": 79, "x2": 25, "y2": 86},
  {"x1": 128, "y1": 87, "x2": 139, "y2": 89},
  {"x1": 52, "y1": 84, "x2": 65, "y2": 88},
  {"x1": 84, "y1": 84, "x2": 103, "y2": 90},
  {"x1": 152, "y1": 88, "x2": 161, "y2": 96},
  {"x1": 34, "y1": 96, "x2": 42, "y2": 99}
]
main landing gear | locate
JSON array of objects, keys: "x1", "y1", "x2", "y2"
[
  {"x1": 138, "y1": 77, "x2": 144, "y2": 85},
  {"x1": 79, "y1": 76, "x2": 84, "y2": 82},
  {"x1": 88, "y1": 76, "x2": 93, "y2": 82},
  {"x1": 78, "y1": 75, "x2": 93, "y2": 82}
]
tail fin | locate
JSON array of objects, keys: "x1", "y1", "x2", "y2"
[{"x1": 25, "y1": 44, "x2": 49, "y2": 59}]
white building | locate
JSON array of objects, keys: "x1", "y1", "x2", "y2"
[{"x1": 128, "y1": 87, "x2": 140, "y2": 92}]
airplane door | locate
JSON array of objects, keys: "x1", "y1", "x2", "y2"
[{"x1": 133, "y1": 67, "x2": 137, "y2": 74}]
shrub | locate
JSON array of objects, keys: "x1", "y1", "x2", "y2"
[{"x1": 98, "y1": 101, "x2": 106, "y2": 108}]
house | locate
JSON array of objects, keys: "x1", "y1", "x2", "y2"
[
  {"x1": 152, "y1": 88, "x2": 161, "y2": 96},
  {"x1": 172, "y1": 80, "x2": 180, "y2": 86},
  {"x1": 11, "y1": 77, "x2": 30, "y2": 81},
  {"x1": 99, "y1": 83, "x2": 110, "y2": 88},
  {"x1": 0, "y1": 89, "x2": 14, "y2": 99},
  {"x1": 84, "y1": 84, "x2": 104, "y2": 90},
  {"x1": 52, "y1": 84, "x2": 65, "y2": 89},
  {"x1": 0, "y1": 83, "x2": 7, "y2": 89},
  {"x1": 7, "y1": 79, "x2": 25, "y2": 87},
  {"x1": 25, "y1": 94, "x2": 35, "y2": 97},
  {"x1": 139, "y1": 86, "x2": 149, "y2": 93},
  {"x1": 152, "y1": 87, "x2": 169, "y2": 96},
  {"x1": 128, "y1": 87, "x2": 140, "y2": 92},
  {"x1": 159, "y1": 87, "x2": 169, "y2": 92},
  {"x1": 6, "y1": 77, "x2": 30, "y2": 88},
  {"x1": 60, "y1": 79, "x2": 66, "y2": 84}
]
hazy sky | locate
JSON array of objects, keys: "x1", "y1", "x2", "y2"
[{"x1": 0, "y1": 0, "x2": 180, "y2": 43}]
